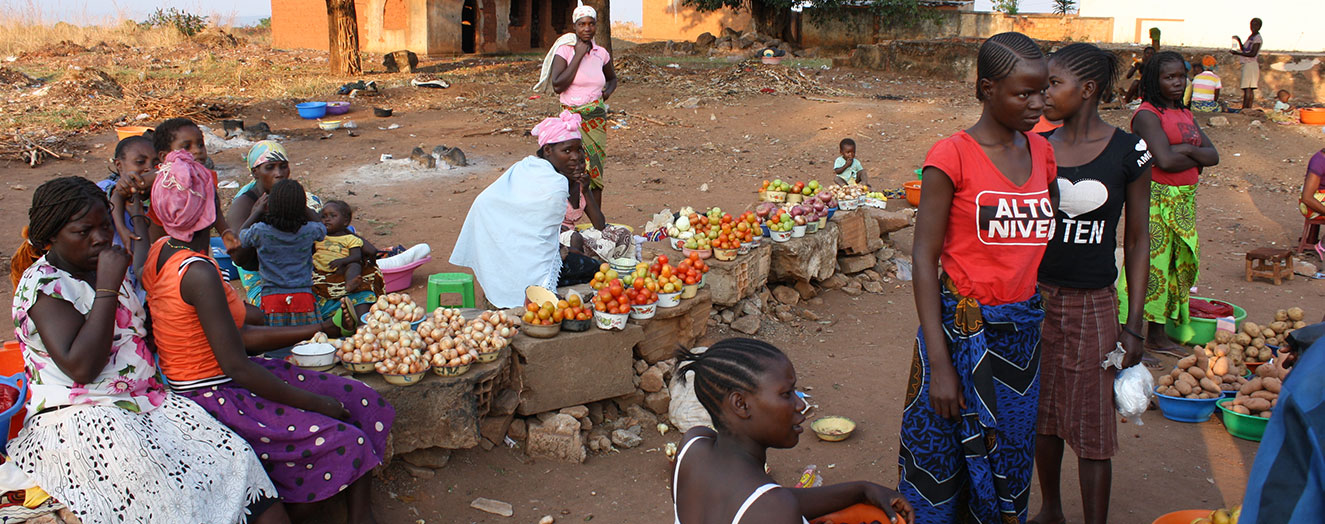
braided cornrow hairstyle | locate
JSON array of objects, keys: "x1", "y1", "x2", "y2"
[
  {"x1": 1049, "y1": 43, "x2": 1120, "y2": 104},
  {"x1": 10, "y1": 177, "x2": 109, "y2": 288},
  {"x1": 1141, "y1": 51, "x2": 1187, "y2": 110},
  {"x1": 675, "y1": 338, "x2": 788, "y2": 429},
  {"x1": 976, "y1": 32, "x2": 1045, "y2": 101},
  {"x1": 263, "y1": 178, "x2": 310, "y2": 233},
  {"x1": 152, "y1": 117, "x2": 199, "y2": 155}
]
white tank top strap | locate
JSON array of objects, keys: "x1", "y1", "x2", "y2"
[
  {"x1": 672, "y1": 435, "x2": 711, "y2": 524},
  {"x1": 731, "y1": 484, "x2": 781, "y2": 524}
]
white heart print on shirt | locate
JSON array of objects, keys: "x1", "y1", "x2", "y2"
[{"x1": 1055, "y1": 178, "x2": 1108, "y2": 218}]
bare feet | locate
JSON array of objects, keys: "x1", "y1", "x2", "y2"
[{"x1": 1029, "y1": 508, "x2": 1066, "y2": 524}]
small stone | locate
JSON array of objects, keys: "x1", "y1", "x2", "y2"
[
  {"x1": 625, "y1": 404, "x2": 657, "y2": 426},
  {"x1": 402, "y1": 462, "x2": 436, "y2": 480},
  {"x1": 603, "y1": 402, "x2": 619, "y2": 420},
  {"x1": 696, "y1": 32, "x2": 716, "y2": 47},
  {"x1": 771, "y1": 285, "x2": 800, "y2": 306},
  {"x1": 579, "y1": 417, "x2": 592, "y2": 431},
  {"x1": 679, "y1": 96, "x2": 701, "y2": 109},
  {"x1": 797, "y1": 309, "x2": 820, "y2": 321},
  {"x1": 793, "y1": 279, "x2": 817, "y2": 299},
  {"x1": 1209, "y1": 116, "x2": 1231, "y2": 127},
  {"x1": 862, "y1": 280, "x2": 885, "y2": 294},
  {"x1": 633, "y1": 359, "x2": 649, "y2": 374},
  {"x1": 613, "y1": 391, "x2": 643, "y2": 412},
  {"x1": 819, "y1": 274, "x2": 848, "y2": 290},
  {"x1": 640, "y1": 366, "x2": 666, "y2": 393},
  {"x1": 508, "y1": 418, "x2": 527, "y2": 440},
  {"x1": 740, "y1": 298, "x2": 762, "y2": 317},
  {"x1": 775, "y1": 308, "x2": 796, "y2": 323},
  {"x1": 240, "y1": 122, "x2": 271, "y2": 141},
  {"x1": 540, "y1": 516, "x2": 556, "y2": 524},
  {"x1": 720, "y1": 308, "x2": 737, "y2": 323},
  {"x1": 560, "y1": 405, "x2": 589, "y2": 419},
  {"x1": 842, "y1": 281, "x2": 864, "y2": 296},
  {"x1": 470, "y1": 497, "x2": 514, "y2": 517},
  {"x1": 589, "y1": 438, "x2": 601, "y2": 452},
  {"x1": 645, "y1": 389, "x2": 671, "y2": 415},
  {"x1": 588, "y1": 403, "x2": 605, "y2": 424},
  {"x1": 809, "y1": 297, "x2": 824, "y2": 306},
  {"x1": 730, "y1": 314, "x2": 761, "y2": 334},
  {"x1": 611, "y1": 426, "x2": 644, "y2": 448},
  {"x1": 863, "y1": 269, "x2": 882, "y2": 282}
]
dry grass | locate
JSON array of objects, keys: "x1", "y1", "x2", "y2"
[{"x1": 612, "y1": 22, "x2": 643, "y2": 42}]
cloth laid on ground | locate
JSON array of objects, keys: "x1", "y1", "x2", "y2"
[{"x1": 451, "y1": 156, "x2": 569, "y2": 308}]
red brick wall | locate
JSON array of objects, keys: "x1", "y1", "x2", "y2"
[{"x1": 271, "y1": 0, "x2": 374, "y2": 51}]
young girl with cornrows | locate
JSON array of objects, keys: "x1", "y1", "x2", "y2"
[{"x1": 901, "y1": 31, "x2": 1058, "y2": 524}]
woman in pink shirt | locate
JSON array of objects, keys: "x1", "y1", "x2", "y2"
[{"x1": 547, "y1": 5, "x2": 617, "y2": 203}]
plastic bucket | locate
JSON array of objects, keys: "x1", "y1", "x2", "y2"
[{"x1": 380, "y1": 256, "x2": 431, "y2": 293}]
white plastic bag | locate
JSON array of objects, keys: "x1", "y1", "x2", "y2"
[
  {"x1": 668, "y1": 346, "x2": 714, "y2": 432},
  {"x1": 1114, "y1": 363, "x2": 1154, "y2": 426}
]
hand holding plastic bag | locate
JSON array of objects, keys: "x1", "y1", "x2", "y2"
[{"x1": 1114, "y1": 362, "x2": 1155, "y2": 426}]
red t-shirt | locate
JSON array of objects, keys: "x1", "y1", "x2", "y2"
[
  {"x1": 924, "y1": 131, "x2": 1057, "y2": 305},
  {"x1": 1132, "y1": 102, "x2": 1201, "y2": 186}
]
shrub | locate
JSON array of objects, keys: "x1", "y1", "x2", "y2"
[{"x1": 142, "y1": 8, "x2": 207, "y2": 37}]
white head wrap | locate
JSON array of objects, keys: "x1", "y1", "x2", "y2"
[{"x1": 572, "y1": 5, "x2": 596, "y2": 22}]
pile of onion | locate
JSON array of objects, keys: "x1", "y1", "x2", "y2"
[{"x1": 369, "y1": 293, "x2": 426, "y2": 323}]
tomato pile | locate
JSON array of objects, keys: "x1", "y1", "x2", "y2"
[
  {"x1": 592, "y1": 279, "x2": 634, "y2": 314},
  {"x1": 590, "y1": 263, "x2": 621, "y2": 290},
  {"x1": 676, "y1": 252, "x2": 710, "y2": 285},
  {"x1": 559, "y1": 294, "x2": 593, "y2": 321},
  {"x1": 647, "y1": 255, "x2": 685, "y2": 294},
  {"x1": 624, "y1": 276, "x2": 659, "y2": 306}
]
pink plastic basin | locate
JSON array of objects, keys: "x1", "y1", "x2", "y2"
[{"x1": 381, "y1": 256, "x2": 431, "y2": 293}]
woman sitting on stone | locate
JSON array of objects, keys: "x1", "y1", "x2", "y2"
[{"x1": 451, "y1": 111, "x2": 609, "y2": 308}]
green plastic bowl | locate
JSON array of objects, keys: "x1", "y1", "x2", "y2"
[
  {"x1": 1217, "y1": 398, "x2": 1269, "y2": 442},
  {"x1": 1164, "y1": 297, "x2": 1246, "y2": 345}
]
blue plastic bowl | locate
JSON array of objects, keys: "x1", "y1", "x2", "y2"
[
  {"x1": 825, "y1": 206, "x2": 838, "y2": 220},
  {"x1": 296, "y1": 102, "x2": 327, "y2": 119},
  {"x1": 1154, "y1": 387, "x2": 1222, "y2": 423},
  {"x1": 760, "y1": 224, "x2": 770, "y2": 237},
  {"x1": 209, "y1": 237, "x2": 239, "y2": 281}
]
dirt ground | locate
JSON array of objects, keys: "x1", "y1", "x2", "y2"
[{"x1": 1, "y1": 53, "x2": 1323, "y2": 523}]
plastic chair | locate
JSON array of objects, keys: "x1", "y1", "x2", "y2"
[
  {"x1": 0, "y1": 372, "x2": 29, "y2": 453},
  {"x1": 1296, "y1": 216, "x2": 1325, "y2": 256},
  {"x1": 427, "y1": 273, "x2": 476, "y2": 310}
]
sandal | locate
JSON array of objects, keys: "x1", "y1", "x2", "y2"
[
  {"x1": 1145, "y1": 342, "x2": 1188, "y2": 359},
  {"x1": 1142, "y1": 355, "x2": 1164, "y2": 370},
  {"x1": 339, "y1": 297, "x2": 358, "y2": 335}
]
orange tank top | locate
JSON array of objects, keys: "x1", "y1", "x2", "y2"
[{"x1": 141, "y1": 237, "x2": 245, "y2": 382}]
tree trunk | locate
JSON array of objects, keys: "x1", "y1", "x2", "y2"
[
  {"x1": 583, "y1": 0, "x2": 611, "y2": 55},
  {"x1": 326, "y1": 0, "x2": 362, "y2": 75},
  {"x1": 748, "y1": 1, "x2": 790, "y2": 42}
]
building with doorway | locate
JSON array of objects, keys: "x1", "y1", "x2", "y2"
[
  {"x1": 1074, "y1": 0, "x2": 1322, "y2": 51},
  {"x1": 270, "y1": 0, "x2": 578, "y2": 55}
]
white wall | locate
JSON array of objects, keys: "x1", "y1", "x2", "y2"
[{"x1": 1078, "y1": 0, "x2": 1325, "y2": 52}]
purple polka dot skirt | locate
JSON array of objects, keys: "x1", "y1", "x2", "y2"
[{"x1": 180, "y1": 357, "x2": 395, "y2": 503}]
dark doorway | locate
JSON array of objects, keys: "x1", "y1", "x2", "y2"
[
  {"x1": 461, "y1": 0, "x2": 477, "y2": 53},
  {"x1": 530, "y1": 0, "x2": 541, "y2": 48}
]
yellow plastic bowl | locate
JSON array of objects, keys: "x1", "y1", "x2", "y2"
[
  {"x1": 811, "y1": 416, "x2": 856, "y2": 442},
  {"x1": 575, "y1": 222, "x2": 634, "y2": 233}
]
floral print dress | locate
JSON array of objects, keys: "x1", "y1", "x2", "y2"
[{"x1": 9, "y1": 256, "x2": 279, "y2": 524}]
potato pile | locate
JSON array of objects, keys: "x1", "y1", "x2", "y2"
[
  {"x1": 368, "y1": 293, "x2": 426, "y2": 323},
  {"x1": 419, "y1": 310, "x2": 517, "y2": 370},
  {"x1": 1239, "y1": 307, "x2": 1308, "y2": 362},
  {"x1": 1157, "y1": 348, "x2": 1246, "y2": 399},
  {"x1": 1228, "y1": 358, "x2": 1290, "y2": 418}
]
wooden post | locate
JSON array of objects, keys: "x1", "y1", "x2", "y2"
[
  {"x1": 583, "y1": 0, "x2": 611, "y2": 55},
  {"x1": 326, "y1": 0, "x2": 362, "y2": 75}
]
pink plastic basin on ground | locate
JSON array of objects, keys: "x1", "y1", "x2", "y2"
[{"x1": 381, "y1": 256, "x2": 431, "y2": 293}]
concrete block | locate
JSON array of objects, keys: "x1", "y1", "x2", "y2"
[
  {"x1": 515, "y1": 324, "x2": 644, "y2": 415},
  {"x1": 634, "y1": 288, "x2": 712, "y2": 364},
  {"x1": 703, "y1": 244, "x2": 771, "y2": 306}
]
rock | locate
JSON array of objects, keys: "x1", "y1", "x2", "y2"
[
  {"x1": 862, "y1": 280, "x2": 885, "y2": 294},
  {"x1": 863, "y1": 269, "x2": 882, "y2": 282},
  {"x1": 526, "y1": 414, "x2": 586, "y2": 463},
  {"x1": 611, "y1": 426, "x2": 644, "y2": 448},
  {"x1": 1295, "y1": 259, "x2": 1318, "y2": 275},
  {"x1": 639, "y1": 366, "x2": 666, "y2": 393},
  {"x1": 383, "y1": 49, "x2": 420, "y2": 73},
  {"x1": 645, "y1": 389, "x2": 671, "y2": 415},
  {"x1": 842, "y1": 281, "x2": 864, "y2": 296},
  {"x1": 535, "y1": 411, "x2": 558, "y2": 424},
  {"x1": 837, "y1": 253, "x2": 877, "y2": 275},
  {"x1": 740, "y1": 297, "x2": 762, "y2": 317},
  {"x1": 194, "y1": 28, "x2": 240, "y2": 48},
  {"x1": 401, "y1": 447, "x2": 452, "y2": 469},
  {"x1": 793, "y1": 279, "x2": 817, "y2": 300},
  {"x1": 819, "y1": 273, "x2": 848, "y2": 290},
  {"x1": 809, "y1": 297, "x2": 824, "y2": 306},
  {"x1": 771, "y1": 285, "x2": 800, "y2": 306},
  {"x1": 716, "y1": 39, "x2": 734, "y2": 52},
  {"x1": 516, "y1": 323, "x2": 644, "y2": 415},
  {"x1": 579, "y1": 417, "x2": 592, "y2": 431},
  {"x1": 797, "y1": 309, "x2": 820, "y2": 321},
  {"x1": 602, "y1": 401, "x2": 620, "y2": 421},
  {"x1": 490, "y1": 389, "x2": 521, "y2": 416},
  {"x1": 539, "y1": 516, "x2": 555, "y2": 524},
  {"x1": 865, "y1": 208, "x2": 912, "y2": 234},
  {"x1": 442, "y1": 146, "x2": 467, "y2": 167},
  {"x1": 633, "y1": 359, "x2": 649, "y2": 374},
  {"x1": 800, "y1": 47, "x2": 821, "y2": 57},
  {"x1": 410, "y1": 146, "x2": 436, "y2": 168},
  {"x1": 56, "y1": 508, "x2": 82, "y2": 524},
  {"x1": 721, "y1": 27, "x2": 741, "y2": 39},
  {"x1": 588, "y1": 402, "x2": 604, "y2": 424},
  {"x1": 625, "y1": 404, "x2": 657, "y2": 426},
  {"x1": 559, "y1": 405, "x2": 590, "y2": 419},
  {"x1": 24, "y1": 514, "x2": 61, "y2": 524},
  {"x1": 613, "y1": 391, "x2": 645, "y2": 412},
  {"x1": 679, "y1": 97, "x2": 701, "y2": 109},
  {"x1": 402, "y1": 462, "x2": 436, "y2": 480},
  {"x1": 470, "y1": 497, "x2": 515, "y2": 517},
  {"x1": 720, "y1": 308, "x2": 736, "y2": 323},
  {"x1": 1209, "y1": 116, "x2": 1231, "y2": 127},
  {"x1": 774, "y1": 307, "x2": 796, "y2": 323},
  {"x1": 731, "y1": 314, "x2": 761, "y2": 334},
  {"x1": 1249, "y1": 119, "x2": 1263, "y2": 127},
  {"x1": 508, "y1": 418, "x2": 527, "y2": 440},
  {"x1": 771, "y1": 222, "x2": 839, "y2": 282},
  {"x1": 696, "y1": 32, "x2": 717, "y2": 47}
]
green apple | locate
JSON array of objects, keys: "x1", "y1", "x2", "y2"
[{"x1": 685, "y1": 238, "x2": 698, "y2": 249}]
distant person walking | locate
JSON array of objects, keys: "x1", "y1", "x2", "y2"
[
  {"x1": 1231, "y1": 18, "x2": 1262, "y2": 110},
  {"x1": 533, "y1": 5, "x2": 617, "y2": 204}
]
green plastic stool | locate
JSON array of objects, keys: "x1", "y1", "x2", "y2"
[{"x1": 427, "y1": 273, "x2": 476, "y2": 310}]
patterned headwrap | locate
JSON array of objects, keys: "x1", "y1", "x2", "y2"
[
  {"x1": 531, "y1": 110, "x2": 583, "y2": 147},
  {"x1": 151, "y1": 150, "x2": 216, "y2": 241},
  {"x1": 572, "y1": 5, "x2": 596, "y2": 22},
  {"x1": 1201, "y1": 55, "x2": 1216, "y2": 68},
  {"x1": 245, "y1": 140, "x2": 288, "y2": 170}
]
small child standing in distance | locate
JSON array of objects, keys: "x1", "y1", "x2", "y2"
[
  {"x1": 312, "y1": 200, "x2": 383, "y2": 328},
  {"x1": 240, "y1": 179, "x2": 326, "y2": 327},
  {"x1": 833, "y1": 138, "x2": 868, "y2": 186}
]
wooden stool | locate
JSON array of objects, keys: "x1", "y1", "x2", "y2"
[
  {"x1": 1246, "y1": 248, "x2": 1294, "y2": 285},
  {"x1": 1297, "y1": 216, "x2": 1325, "y2": 256}
]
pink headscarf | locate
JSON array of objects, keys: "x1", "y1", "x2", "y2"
[
  {"x1": 151, "y1": 149, "x2": 216, "y2": 241},
  {"x1": 531, "y1": 110, "x2": 582, "y2": 148}
]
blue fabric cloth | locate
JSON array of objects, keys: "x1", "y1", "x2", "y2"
[
  {"x1": 238, "y1": 221, "x2": 326, "y2": 296},
  {"x1": 899, "y1": 283, "x2": 1044, "y2": 524},
  {"x1": 1240, "y1": 336, "x2": 1325, "y2": 524}
]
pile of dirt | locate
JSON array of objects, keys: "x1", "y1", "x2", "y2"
[
  {"x1": 695, "y1": 61, "x2": 848, "y2": 98},
  {"x1": 193, "y1": 28, "x2": 241, "y2": 49},
  {"x1": 48, "y1": 67, "x2": 123, "y2": 100},
  {"x1": 0, "y1": 67, "x2": 37, "y2": 88},
  {"x1": 88, "y1": 41, "x2": 133, "y2": 54},
  {"x1": 612, "y1": 55, "x2": 669, "y2": 83},
  {"x1": 20, "y1": 40, "x2": 88, "y2": 59}
]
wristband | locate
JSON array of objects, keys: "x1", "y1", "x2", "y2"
[
  {"x1": 129, "y1": 214, "x2": 147, "y2": 221},
  {"x1": 95, "y1": 288, "x2": 119, "y2": 295},
  {"x1": 1122, "y1": 325, "x2": 1144, "y2": 341},
  {"x1": 95, "y1": 293, "x2": 117, "y2": 300}
]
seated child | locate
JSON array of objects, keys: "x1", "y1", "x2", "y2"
[
  {"x1": 1190, "y1": 57, "x2": 1223, "y2": 113},
  {"x1": 113, "y1": 118, "x2": 236, "y2": 253},
  {"x1": 1268, "y1": 89, "x2": 1298, "y2": 124},
  {"x1": 833, "y1": 138, "x2": 867, "y2": 186},
  {"x1": 240, "y1": 178, "x2": 326, "y2": 326},
  {"x1": 312, "y1": 200, "x2": 384, "y2": 328},
  {"x1": 99, "y1": 135, "x2": 156, "y2": 248}
]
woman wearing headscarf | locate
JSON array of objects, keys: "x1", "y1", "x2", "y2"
[
  {"x1": 139, "y1": 151, "x2": 393, "y2": 523},
  {"x1": 451, "y1": 111, "x2": 601, "y2": 308},
  {"x1": 533, "y1": 5, "x2": 617, "y2": 203}
]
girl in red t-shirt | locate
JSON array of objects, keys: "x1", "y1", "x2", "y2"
[
  {"x1": 1127, "y1": 51, "x2": 1219, "y2": 356},
  {"x1": 899, "y1": 32, "x2": 1058, "y2": 524}
]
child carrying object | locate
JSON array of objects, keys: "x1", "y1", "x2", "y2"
[
  {"x1": 312, "y1": 200, "x2": 384, "y2": 328},
  {"x1": 240, "y1": 178, "x2": 327, "y2": 326},
  {"x1": 833, "y1": 138, "x2": 868, "y2": 186}
]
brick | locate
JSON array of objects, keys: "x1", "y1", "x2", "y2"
[
  {"x1": 514, "y1": 325, "x2": 644, "y2": 415},
  {"x1": 703, "y1": 244, "x2": 771, "y2": 306},
  {"x1": 835, "y1": 212, "x2": 870, "y2": 255},
  {"x1": 479, "y1": 413, "x2": 514, "y2": 444},
  {"x1": 634, "y1": 288, "x2": 712, "y2": 364},
  {"x1": 838, "y1": 253, "x2": 877, "y2": 275}
]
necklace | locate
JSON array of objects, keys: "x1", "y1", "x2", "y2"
[{"x1": 165, "y1": 238, "x2": 194, "y2": 252}]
